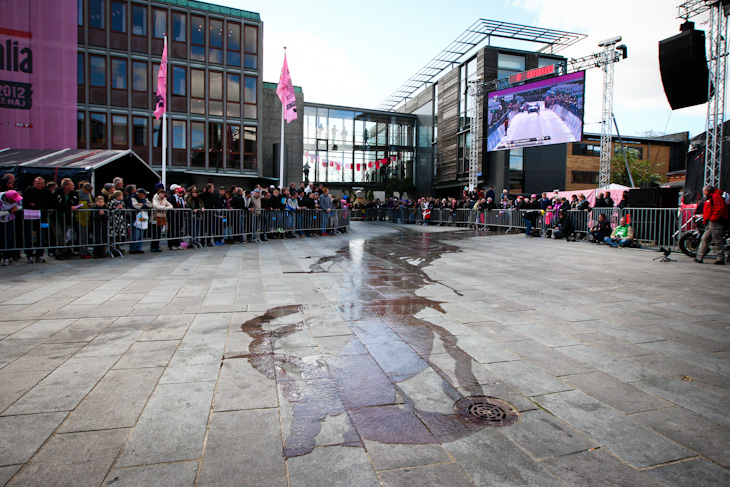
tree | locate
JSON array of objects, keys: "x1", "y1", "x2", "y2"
[
  {"x1": 610, "y1": 151, "x2": 661, "y2": 187},
  {"x1": 399, "y1": 177, "x2": 414, "y2": 197},
  {"x1": 385, "y1": 177, "x2": 400, "y2": 197}
]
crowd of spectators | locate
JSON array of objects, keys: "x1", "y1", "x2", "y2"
[{"x1": 0, "y1": 174, "x2": 350, "y2": 265}]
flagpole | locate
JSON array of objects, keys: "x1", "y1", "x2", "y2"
[
  {"x1": 161, "y1": 34, "x2": 168, "y2": 188},
  {"x1": 279, "y1": 47, "x2": 286, "y2": 190}
]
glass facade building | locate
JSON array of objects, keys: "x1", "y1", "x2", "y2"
[
  {"x1": 301, "y1": 104, "x2": 417, "y2": 186},
  {"x1": 76, "y1": 0, "x2": 262, "y2": 181}
]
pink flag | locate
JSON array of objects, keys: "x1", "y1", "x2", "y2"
[
  {"x1": 277, "y1": 53, "x2": 297, "y2": 123},
  {"x1": 153, "y1": 37, "x2": 168, "y2": 120}
]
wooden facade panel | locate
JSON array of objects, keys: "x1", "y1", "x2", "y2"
[{"x1": 437, "y1": 68, "x2": 460, "y2": 184}]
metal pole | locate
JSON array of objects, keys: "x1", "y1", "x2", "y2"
[
  {"x1": 161, "y1": 34, "x2": 167, "y2": 188},
  {"x1": 279, "y1": 103, "x2": 285, "y2": 189},
  {"x1": 613, "y1": 114, "x2": 635, "y2": 188}
]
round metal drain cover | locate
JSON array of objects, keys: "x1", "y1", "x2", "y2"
[{"x1": 454, "y1": 396, "x2": 520, "y2": 427}]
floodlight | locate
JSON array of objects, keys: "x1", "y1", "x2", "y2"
[{"x1": 598, "y1": 36, "x2": 622, "y2": 47}]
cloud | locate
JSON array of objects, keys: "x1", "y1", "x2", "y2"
[
  {"x1": 512, "y1": 0, "x2": 709, "y2": 136},
  {"x1": 263, "y1": 29, "x2": 369, "y2": 107}
]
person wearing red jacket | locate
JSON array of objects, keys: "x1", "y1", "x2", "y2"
[{"x1": 695, "y1": 185, "x2": 728, "y2": 265}]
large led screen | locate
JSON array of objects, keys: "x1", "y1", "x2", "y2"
[{"x1": 486, "y1": 71, "x2": 585, "y2": 152}]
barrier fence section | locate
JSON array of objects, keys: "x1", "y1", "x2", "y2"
[
  {"x1": 0, "y1": 208, "x2": 352, "y2": 257},
  {"x1": 357, "y1": 206, "x2": 697, "y2": 251}
]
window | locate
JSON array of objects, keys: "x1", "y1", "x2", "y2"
[
  {"x1": 90, "y1": 113, "x2": 107, "y2": 148},
  {"x1": 191, "y1": 69, "x2": 205, "y2": 114},
  {"x1": 153, "y1": 118, "x2": 162, "y2": 148},
  {"x1": 538, "y1": 57, "x2": 555, "y2": 68},
  {"x1": 172, "y1": 12, "x2": 186, "y2": 42},
  {"x1": 244, "y1": 75, "x2": 256, "y2": 119},
  {"x1": 152, "y1": 9, "x2": 166, "y2": 39},
  {"x1": 209, "y1": 19, "x2": 223, "y2": 64},
  {"x1": 227, "y1": 74, "x2": 240, "y2": 117},
  {"x1": 133, "y1": 117, "x2": 148, "y2": 147},
  {"x1": 509, "y1": 148, "x2": 524, "y2": 171},
  {"x1": 244, "y1": 25, "x2": 258, "y2": 69},
  {"x1": 77, "y1": 53, "x2": 84, "y2": 85},
  {"x1": 90, "y1": 56, "x2": 106, "y2": 87},
  {"x1": 132, "y1": 61, "x2": 147, "y2": 91},
  {"x1": 172, "y1": 66, "x2": 186, "y2": 96},
  {"x1": 111, "y1": 59, "x2": 127, "y2": 89},
  {"x1": 227, "y1": 124, "x2": 240, "y2": 169},
  {"x1": 112, "y1": 115, "x2": 128, "y2": 147},
  {"x1": 572, "y1": 171, "x2": 599, "y2": 184},
  {"x1": 191, "y1": 121, "x2": 205, "y2": 167},
  {"x1": 497, "y1": 53, "x2": 525, "y2": 79},
  {"x1": 78, "y1": 0, "x2": 84, "y2": 26},
  {"x1": 132, "y1": 5, "x2": 146, "y2": 36},
  {"x1": 243, "y1": 126, "x2": 256, "y2": 169},
  {"x1": 457, "y1": 132, "x2": 470, "y2": 174},
  {"x1": 227, "y1": 23, "x2": 241, "y2": 67},
  {"x1": 191, "y1": 16, "x2": 205, "y2": 61},
  {"x1": 209, "y1": 71, "x2": 223, "y2": 116},
  {"x1": 77, "y1": 112, "x2": 86, "y2": 149},
  {"x1": 572, "y1": 143, "x2": 601, "y2": 157},
  {"x1": 172, "y1": 120, "x2": 186, "y2": 149},
  {"x1": 89, "y1": 0, "x2": 105, "y2": 29},
  {"x1": 209, "y1": 122, "x2": 223, "y2": 170},
  {"x1": 111, "y1": 1, "x2": 126, "y2": 32},
  {"x1": 614, "y1": 146, "x2": 643, "y2": 159},
  {"x1": 459, "y1": 57, "x2": 478, "y2": 129}
]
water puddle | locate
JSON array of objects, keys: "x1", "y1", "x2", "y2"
[{"x1": 240, "y1": 230, "x2": 499, "y2": 457}]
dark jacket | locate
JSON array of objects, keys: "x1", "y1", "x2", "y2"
[
  {"x1": 557, "y1": 215, "x2": 574, "y2": 236},
  {"x1": 23, "y1": 187, "x2": 54, "y2": 211},
  {"x1": 52, "y1": 188, "x2": 80, "y2": 212}
]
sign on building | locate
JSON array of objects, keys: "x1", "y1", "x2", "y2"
[{"x1": 0, "y1": 0, "x2": 76, "y2": 149}]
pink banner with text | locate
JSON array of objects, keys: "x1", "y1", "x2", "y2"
[{"x1": 0, "y1": 0, "x2": 77, "y2": 149}]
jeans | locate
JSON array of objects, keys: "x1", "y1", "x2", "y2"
[
  {"x1": 130, "y1": 226, "x2": 144, "y2": 251},
  {"x1": 698, "y1": 221, "x2": 725, "y2": 261},
  {"x1": 604, "y1": 237, "x2": 631, "y2": 247},
  {"x1": 321, "y1": 210, "x2": 331, "y2": 234},
  {"x1": 523, "y1": 216, "x2": 532, "y2": 236}
]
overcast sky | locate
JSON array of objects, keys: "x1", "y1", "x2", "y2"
[{"x1": 218, "y1": 0, "x2": 711, "y2": 138}]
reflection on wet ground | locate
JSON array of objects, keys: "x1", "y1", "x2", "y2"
[{"x1": 240, "y1": 231, "x2": 509, "y2": 458}]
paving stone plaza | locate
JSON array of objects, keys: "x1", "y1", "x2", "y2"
[{"x1": 0, "y1": 222, "x2": 729, "y2": 486}]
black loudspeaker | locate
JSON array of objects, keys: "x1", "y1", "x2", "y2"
[
  {"x1": 659, "y1": 27, "x2": 710, "y2": 110},
  {"x1": 627, "y1": 188, "x2": 680, "y2": 208}
]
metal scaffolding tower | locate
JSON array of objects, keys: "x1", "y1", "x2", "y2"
[
  {"x1": 597, "y1": 38, "x2": 625, "y2": 189},
  {"x1": 678, "y1": 0, "x2": 729, "y2": 189}
]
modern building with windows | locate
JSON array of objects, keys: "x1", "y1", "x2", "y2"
[{"x1": 75, "y1": 0, "x2": 262, "y2": 187}]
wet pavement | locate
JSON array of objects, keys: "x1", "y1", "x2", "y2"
[{"x1": 1, "y1": 222, "x2": 729, "y2": 486}]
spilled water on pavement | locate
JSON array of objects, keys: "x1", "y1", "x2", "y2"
[{"x1": 239, "y1": 230, "x2": 498, "y2": 457}]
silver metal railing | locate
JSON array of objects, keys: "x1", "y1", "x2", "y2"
[{"x1": 0, "y1": 208, "x2": 352, "y2": 257}]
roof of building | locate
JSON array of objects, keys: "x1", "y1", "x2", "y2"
[
  {"x1": 263, "y1": 82, "x2": 303, "y2": 93},
  {"x1": 153, "y1": 0, "x2": 260, "y2": 21},
  {"x1": 581, "y1": 132, "x2": 688, "y2": 145},
  {"x1": 376, "y1": 18, "x2": 586, "y2": 112}
]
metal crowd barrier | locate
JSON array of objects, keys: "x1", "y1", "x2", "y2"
[
  {"x1": 0, "y1": 208, "x2": 352, "y2": 257},
  {"x1": 357, "y1": 205, "x2": 692, "y2": 251}
]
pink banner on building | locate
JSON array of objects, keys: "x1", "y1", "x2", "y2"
[{"x1": 0, "y1": 0, "x2": 77, "y2": 149}]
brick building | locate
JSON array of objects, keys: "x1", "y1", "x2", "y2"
[{"x1": 566, "y1": 132, "x2": 689, "y2": 191}]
